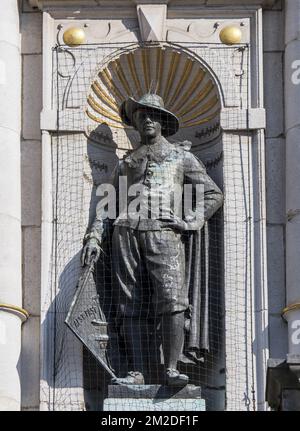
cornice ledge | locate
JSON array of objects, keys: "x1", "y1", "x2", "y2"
[{"x1": 28, "y1": 0, "x2": 279, "y2": 11}]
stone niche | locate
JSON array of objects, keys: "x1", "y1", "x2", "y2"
[{"x1": 38, "y1": 1, "x2": 268, "y2": 411}]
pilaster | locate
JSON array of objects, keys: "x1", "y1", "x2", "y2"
[{"x1": 0, "y1": 0, "x2": 23, "y2": 411}]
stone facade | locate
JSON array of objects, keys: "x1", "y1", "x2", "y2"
[
  {"x1": 263, "y1": 2, "x2": 288, "y2": 363},
  {"x1": 20, "y1": 2, "x2": 42, "y2": 411},
  {"x1": 0, "y1": 0, "x2": 23, "y2": 411},
  {"x1": 0, "y1": 0, "x2": 298, "y2": 411}
]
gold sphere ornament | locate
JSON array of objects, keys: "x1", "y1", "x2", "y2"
[
  {"x1": 219, "y1": 25, "x2": 242, "y2": 45},
  {"x1": 63, "y1": 27, "x2": 86, "y2": 46}
]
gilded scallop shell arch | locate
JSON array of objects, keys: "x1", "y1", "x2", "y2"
[{"x1": 85, "y1": 46, "x2": 221, "y2": 144}]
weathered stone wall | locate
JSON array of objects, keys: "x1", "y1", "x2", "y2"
[
  {"x1": 20, "y1": 0, "x2": 42, "y2": 411},
  {"x1": 263, "y1": 0, "x2": 288, "y2": 360},
  {"x1": 0, "y1": 0, "x2": 22, "y2": 411}
]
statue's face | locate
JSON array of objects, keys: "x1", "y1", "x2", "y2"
[{"x1": 132, "y1": 109, "x2": 163, "y2": 139}]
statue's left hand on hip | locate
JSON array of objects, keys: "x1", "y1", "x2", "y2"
[{"x1": 161, "y1": 216, "x2": 188, "y2": 232}]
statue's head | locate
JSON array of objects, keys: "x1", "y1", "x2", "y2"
[{"x1": 120, "y1": 94, "x2": 179, "y2": 137}]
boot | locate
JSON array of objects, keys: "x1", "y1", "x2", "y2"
[
  {"x1": 161, "y1": 312, "x2": 189, "y2": 386},
  {"x1": 116, "y1": 318, "x2": 147, "y2": 383},
  {"x1": 166, "y1": 368, "x2": 189, "y2": 386},
  {"x1": 111, "y1": 371, "x2": 145, "y2": 385}
]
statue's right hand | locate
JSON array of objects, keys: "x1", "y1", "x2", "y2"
[{"x1": 81, "y1": 238, "x2": 101, "y2": 267}]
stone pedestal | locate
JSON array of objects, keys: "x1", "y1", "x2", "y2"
[
  {"x1": 266, "y1": 356, "x2": 300, "y2": 411},
  {"x1": 103, "y1": 385, "x2": 205, "y2": 411}
]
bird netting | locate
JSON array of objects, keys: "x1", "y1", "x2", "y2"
[{"x1": 40, "y1": 41, "x2": 256, "y2": 411}]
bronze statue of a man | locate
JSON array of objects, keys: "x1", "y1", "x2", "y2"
[{"x1": 81, "y1": 94, "x2": 223, "y2": 386}]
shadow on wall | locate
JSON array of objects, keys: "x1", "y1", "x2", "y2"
[{"x1": 40, "y1": 124, "x2": 118, "y2": 410}]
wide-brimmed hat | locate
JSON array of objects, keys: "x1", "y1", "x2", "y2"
[{"x1": 120, "y1": 94, "x2": 179, "y2": 136}]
